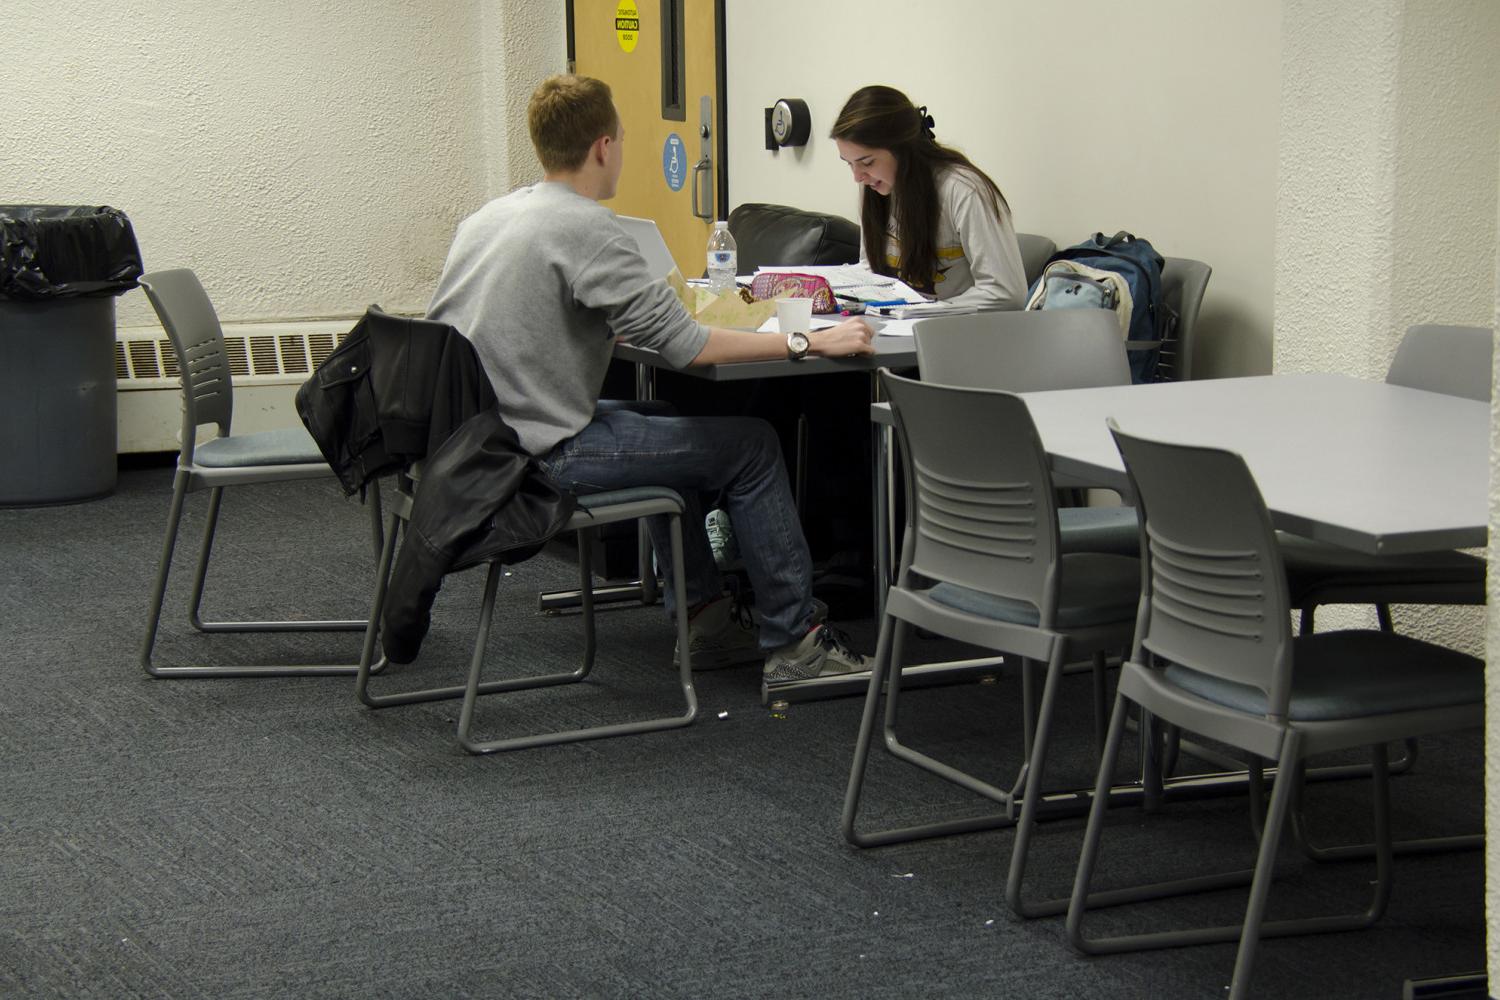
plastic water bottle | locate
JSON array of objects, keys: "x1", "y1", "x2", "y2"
[{"x1": 706, "y1": 221, "x2": 738, "y2": 296}]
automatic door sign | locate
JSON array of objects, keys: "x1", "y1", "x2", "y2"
[
  {"x1": 615, "y1": 3, "x2": 639, "y2": 52},
  {"x1": 662, "y1": 133, "x2": 686, "y2": 192}
]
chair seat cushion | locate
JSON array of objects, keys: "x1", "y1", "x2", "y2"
[
  {"x1": 1059, "y1": 505, "x2": 1140, "y2": 556},
  {"x1": 928, "y1": 552, "x2": 1140, "y2": 629},
  {"x1": 1163, "y1": 630, "x2": 1482, "y2": 722},
  {"x1": 193, "y1": 426, "x2": 326, "y2": 468},
  {"x1": 1279, "y1": 533, "x2": 1484, "y2": 604},
  {"x1": 575, "y1": 486, "x2": 684, "y2": 510}
]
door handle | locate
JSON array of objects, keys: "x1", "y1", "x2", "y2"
[
  {"x1": 690, "y1": 156, "x2": 713, "y2": 221},
  {"x1": 692, "y1": 95, "x2": 714, "y2": 221}
]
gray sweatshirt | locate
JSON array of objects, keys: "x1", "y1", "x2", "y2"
[{"x1": 427, "y1": 182, "x2": 709, "y2": 455}]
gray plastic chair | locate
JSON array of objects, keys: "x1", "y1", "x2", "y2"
[
  {"x1": 1156, "y1": 257, "x2": 1211, "y2": 381},
  {"x1": 1284, "y1": 323, "x2": 1492, "y2": 634},
  {"x1": 912, "y1": 309, "x2": 1139, "y2": 557},
  {"x1": 1016, "y1": 233, "x2": 1057, "y2": 288},
  {"x1": 914, "y1": 307, "x2": 1128, "y2": 392},
  {"x1": 843, "y1": 369, "x2": 1140, "y2": 917},
  {"x1": 1387, "y1": 322, "x2": 1494, "y2": 401},
  {"x1": 1064, "y1": 423, "x2": 1482, "y2": 1000},
  {"x1": 354, "y1": 468, "x2": 698, "y2": 754},
  {"x1": 137, "y1": 268, "x2": 382, "y2": 678}
]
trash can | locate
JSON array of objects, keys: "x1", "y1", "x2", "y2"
[{"x1": 0, "y1": 205, "x2": 142, "y2": 506}]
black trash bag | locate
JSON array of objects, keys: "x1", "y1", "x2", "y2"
[{"x1": 0, "y1": 205, "x2": 143, "y2": 300}]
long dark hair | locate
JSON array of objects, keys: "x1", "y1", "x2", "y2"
[{"x1": 830, "y1": 85, "x2": 1009, "y2": 292}]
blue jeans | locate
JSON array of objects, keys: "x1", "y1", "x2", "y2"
[{"x1": 537, "y1": 406, "x2": 815, "y2": 649}]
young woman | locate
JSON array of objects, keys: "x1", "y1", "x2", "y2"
[{"x1": 831, "y1": 85, "x2": 1027, "y2": 311}]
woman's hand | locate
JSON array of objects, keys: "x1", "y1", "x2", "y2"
[{"x1": 810, "y1": 317, "x2": 876, "y2": 357}]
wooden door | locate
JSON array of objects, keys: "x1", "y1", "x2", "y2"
[{"x1": 570, "y1": 0, "x2": 725, "y2": 276}]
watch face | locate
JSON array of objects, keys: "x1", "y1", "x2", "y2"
[{"x1": 789, "y1": 331, "x2": 810, "y2": 355}]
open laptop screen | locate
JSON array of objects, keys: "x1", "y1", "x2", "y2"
[{"x1": 615, "y1": 215, "x2": 678, "y2": 281}]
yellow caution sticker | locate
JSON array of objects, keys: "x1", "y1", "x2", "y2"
[{"x1": 615, "y1": 3, "x2": 639, "y2": 53}]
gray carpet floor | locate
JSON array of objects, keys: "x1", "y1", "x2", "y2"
[{"x1": 0, "y1": 461, "x2": 1485, "y2": 998}]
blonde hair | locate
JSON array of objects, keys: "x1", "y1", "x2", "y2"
[{"x1": 527, "y1": 74, "x2": 620, "y2": 173}]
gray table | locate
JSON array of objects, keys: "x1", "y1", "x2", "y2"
[
  {"x1": 1016, "y1": 372, "x2": 1489, "y2": 555},
  {"x1": 615, "y1": 333, "x2": 918, "y2": 382},
  {"x1": 874, "y1": 371, "x2": 1489, "y2": 568}
]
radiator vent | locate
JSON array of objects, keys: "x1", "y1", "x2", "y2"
[{"x1": 115, "y1": 320, "x2": 356, "y2": 388}]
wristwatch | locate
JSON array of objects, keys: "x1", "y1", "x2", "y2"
[{"x1": 786, "y1": 330, "x2": 810, "y2": 361}]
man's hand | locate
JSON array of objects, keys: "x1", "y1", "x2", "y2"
[{"x1": 808, "y1": 317, "x2": 876, "y2": 357}]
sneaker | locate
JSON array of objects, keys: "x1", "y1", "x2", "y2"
[
  {"x1": 705, "y1": 508, "x2": 739, "y2": 570},
  {"x1": 762, "y1": 622, "x2": 868, "y2": 687},
  {"x1": 672, "y1": 594, "x2": 761, "y2": 670}
]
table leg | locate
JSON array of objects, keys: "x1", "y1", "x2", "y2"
[{"x1": 872, "y1": 373, "x2": 893, "y2": 620}]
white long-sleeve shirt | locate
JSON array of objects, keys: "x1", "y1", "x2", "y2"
[{"x1": 861, "y1": 165, "x2": 1028, "y2": 311}]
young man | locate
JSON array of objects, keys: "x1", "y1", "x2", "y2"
[{"x1": 427, "y1": 74, "x2": 876, "y2": 691}]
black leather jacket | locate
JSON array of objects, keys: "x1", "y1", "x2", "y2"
[
  {"x1": 380, "y1": 408, "x2": 575, "y2": 662},
  {"x1": 296, "y1": 306, "x2": 497, "y2": 495},
  {"x1": 297, "y1": 308, "x2": 575, "y2": 662}
]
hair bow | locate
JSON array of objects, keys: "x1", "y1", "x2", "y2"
[{"x1": 916, "y1": 105, "x2": 936, "y2": 140}]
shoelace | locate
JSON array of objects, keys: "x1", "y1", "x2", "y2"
[{"x1": 813, "y1": 623, "x2": 858, "y2": 658}]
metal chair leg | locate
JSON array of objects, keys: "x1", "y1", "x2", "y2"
[
  {"x1": 140, "y1": 471, "x2": 191, "y2": 677},
  {"x1": 1091, "y1": 651, "x2": 1109, "y2": 756},
  {"x1": 1289, "y1": 743, "x2": 1480, "y2": 862},
  {"x1": 457, "y1": 514, "x2": 698, "y2": 753},
  {"x1": 1069, "y1": 727, "x2": 1407, "y2": 998},
  {"x1": 358, "y1": 492, "x2": 698, "y2": 752},
  {"x1": 841, "y1": 615, "x2": 1020, "y2": 847},
  {"x1": 1006, "y1": 647, "x2": 1072, "y2": 917},
  {"x1": 143, "y1": 473, "x2": 378, "y2": 679},
  {"x1": 188, "y1": 484, "x2": 367, "y2": 634}
]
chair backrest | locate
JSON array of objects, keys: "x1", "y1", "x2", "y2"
[
  {"x1": 1108, "y1": 423, "x2": 1293, "y2": 716},
  {"x1": 1016, "y1": 233, "x2": 1057, "y2": 288},
  {"x1": 1385, "y1": 323, "x2": 1494, "y2": 402},
  {"x1": 725, "y1": 202, "x2": 860, "y2": 273},
  {"x1": 881, "y1": 369, "x2": 1063, "y2": 623},
  {"x1": 1157, "y1": 257, "x2": 1211, "y2": 381},
  {"x1": 138, "y1": 269, "x2": 234, "y2": 457},
  {"x1": 913, "y1": 308, "x2": 1128, "y2": 391}
]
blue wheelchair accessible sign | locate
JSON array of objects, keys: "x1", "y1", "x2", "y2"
[{"x1": 662, "y1": 133, "x2": 686, "y2": 191}]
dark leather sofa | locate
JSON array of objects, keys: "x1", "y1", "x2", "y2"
[{"x1": 726, "y1": 202, "x2": 860, "y2": 272}]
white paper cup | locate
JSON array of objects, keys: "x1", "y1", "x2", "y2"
[{"x1": 776, "y1": 297, "x2": 813, "y2": 335}]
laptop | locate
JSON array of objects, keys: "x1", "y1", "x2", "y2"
[{"x1": 616, "y1": 215, "x2": 679, "y2": 281}]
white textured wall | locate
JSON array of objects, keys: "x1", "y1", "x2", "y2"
[
  {"x1": 1277, "y1": 0, "x2": 1500, "y2": 649},
  {"x1": 1275, "y1": 2, "x2": 1403, "y2": 381},
  {"x1": 480, "y1": 3, "x2": 567, "y2": 200},
  {"x1": 0, "y1": 0, "x2": 543, "y2": 326},
  {"x1": 1276, "y1": 1, "x2": 1500, "y2": 380},
  {"x1": 1489, "y1": 165, "x2": 1500, "y2": 1000},
  {"x1": 1275, "y1": 0, "x2": 1500, "y2": 977},
  {"x1": 725, "y1": 0, "x2": 1280, "y2": 380}
]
